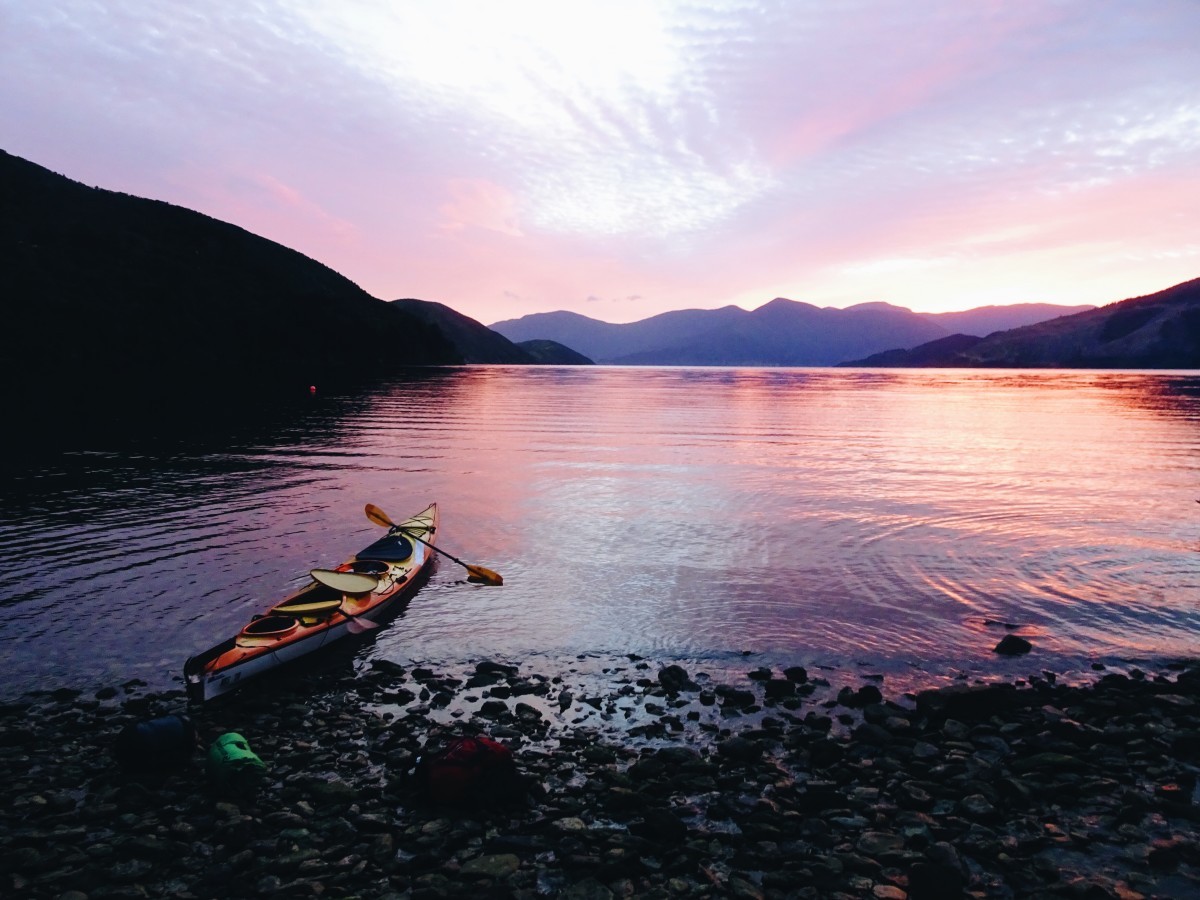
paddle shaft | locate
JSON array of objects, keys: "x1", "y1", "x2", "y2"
[
  {"x1": 393, "y1": 525, "x2": 469, "y2": 568},
  {"x1": 365, "y1": 503, "x2": 501, "y2": 584},
  {"x1": 394, "y1": 525, "x2": 502, "y2": 585}
]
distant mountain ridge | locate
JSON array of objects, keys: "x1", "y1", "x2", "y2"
[
  {"x1": 391, "y1": 298, "x2": 533, "y2": 364},
  {"x1": 842, "y1": 278, "x2": 1200, "y2": 368},
  {"x1": 389, "y1": 298, "x2": 593, "y2": 365},
  {"x1": 490, "y1": 300, "x2": 1095, "y2": 366},
  {"x1": 9, "y1": 144, "x2": 1188, "y2": 421}
]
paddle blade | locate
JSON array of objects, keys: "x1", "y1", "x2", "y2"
[
  {"x1": 345, "y1": 616, "x2": 380, "y2": 634},
  {"x1": 365, "y1": 503, "x2": 395, "y2": 529},
  {"x1": 466, "y1": 565, "x2": 503, "y2": 586},
  {"x1": 311, "y1": 568, "x2": 379, "y2": 595}
]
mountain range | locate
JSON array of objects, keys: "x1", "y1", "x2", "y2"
[
  {"x1": 842, "y1": 277, "x2": 1200, "y2": 368},
  {"x1": 5, "y1": 145, "x2": 1197, "y2": 417},
  {"x1": 490, "y1": 300, "x2": 1096, "y2": 367}
]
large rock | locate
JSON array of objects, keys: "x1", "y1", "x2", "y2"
[
  {"x1": 993, "y1": 634, "x2": 1033, "y2": 655},
  {"x1": 658, "y1": 665, "x2": 699, "y2": 693}
]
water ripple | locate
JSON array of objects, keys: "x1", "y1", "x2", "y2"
[{"x1": 1, "y1": 367, "x2": 1199, "y2": 698}]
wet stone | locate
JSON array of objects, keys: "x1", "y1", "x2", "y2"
[
  {"x1": 959, "y1": 793, "x2": 996, "y2": 819},
  {"x1": 994, "y1": 635, "x2": 1033, "y2": 656},
  {"x1": 857, "y1": 831, "x2": 906, "y2": 858},
  {"x1": 460, "y1": 852, "x2": 520, "y2": 878},
  {"x1": 718, "y1": 736, "x2": 763, "y2": 763},
  {"x1": 658, "y1": 665, "x2": 699, "y2": 693},
  {"x1": 763, "y1": 679, "x2": 797, "y2": 700}
]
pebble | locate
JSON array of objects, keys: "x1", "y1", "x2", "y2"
[{"x1": 4, "y1": 658, "x2": 1200, "y2": 898}]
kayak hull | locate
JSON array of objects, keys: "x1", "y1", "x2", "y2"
[{"x1": 184, "y1": 503, "x2": 437, "y2": 702}]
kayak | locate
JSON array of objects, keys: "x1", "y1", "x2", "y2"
[{"x1": 184, "y1": 502, "x2": 438, "y2": 702}]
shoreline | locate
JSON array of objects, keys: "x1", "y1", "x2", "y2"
[
  {"x1": 3, "y1": 641, "x2": 1178, "y2": 718},
  {"x1": 4, "y1": 656, "x2": 1200, "y2": 898}
]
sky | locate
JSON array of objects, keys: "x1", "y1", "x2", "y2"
[{"x1": 3, "y1": 1, "x2": 1199, "y2": 325}]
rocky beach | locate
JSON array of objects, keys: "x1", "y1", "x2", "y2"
[{"x1": 4, "y1": 656, "x2": 1200, "y2": 900}]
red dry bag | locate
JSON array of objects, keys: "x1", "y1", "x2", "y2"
[{"x1": 420, "y1": 735, "x2": 520, "y2": 805}]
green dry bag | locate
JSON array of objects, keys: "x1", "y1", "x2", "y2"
[{"x1": 206, "y1": 732, "x2": 266, "y2": 793}]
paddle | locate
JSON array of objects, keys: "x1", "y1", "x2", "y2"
[
  {"x1": 364, "y1": 503, "x2": 503, "y2": 586},
  {"x1": 311, "y1": 569, "x2": 379, "y2": 594},
  {"x1": 345, "y1": 615, "x2": 379, "y2": 635}
]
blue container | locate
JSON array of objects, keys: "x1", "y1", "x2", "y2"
[{"x1": 113, "y1": 714, "x2": 196, "y2": 771}]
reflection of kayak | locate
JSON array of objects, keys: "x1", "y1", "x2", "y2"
[{"x1": 184, "y1": 503, "x2": 438, "y2": 703}]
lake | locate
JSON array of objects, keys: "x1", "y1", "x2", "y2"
[{"x1": 1, "y1": 366, "x2": 1198, "y2": 701}]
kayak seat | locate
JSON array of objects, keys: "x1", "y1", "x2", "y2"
[{"x1": 357, "y1": 533, "x2": 414, "y2": 562}]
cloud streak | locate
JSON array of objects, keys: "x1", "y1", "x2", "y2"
[{"x1": 2, "y1": 0, "x2": 1198, "y2": 323}]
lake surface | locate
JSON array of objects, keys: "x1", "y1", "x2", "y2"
[{"x1": 2, "y1": 367, "x2": 1198, "y2": 700}]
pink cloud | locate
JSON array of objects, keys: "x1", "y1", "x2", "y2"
[
  {"x1": 2, "y1": 1, "x2": 1197, "y2": 325},
  {"x1": 439, "y1": 179, "x2": 524, "y2": 237}
]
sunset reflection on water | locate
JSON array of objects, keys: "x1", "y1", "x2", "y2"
[{"x1": 1, "y1": 367, "x2": 1197, "y2": 696}]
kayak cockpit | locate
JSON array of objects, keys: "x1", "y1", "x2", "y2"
[
  {"x1": 356, "y1": 533, "x2": 414, "y2": 562},
  {"x1": 235, "y1": 615, "x2": 300, "y2": 647}
]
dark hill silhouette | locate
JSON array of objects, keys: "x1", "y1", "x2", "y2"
[
  {"x1": 515, "y1": 340, "x2": 594, "y2": 365},
  {"x1": 2, "y1": 149, "x2": 462, "y2": 414},
  {"x1": 491, "y1": 299, "x2": 1094, "y2": 366},
  {"x1": 390, "y1": 298, "x2": 534, "y2": 364},
  {"x1": 840, "y1": 334, "x2": 985, "y2": 367},
  {"x1": 842, "y1": 278, "x2": 1200, "y2": 368},
  {"x1": 928, "y1": 303, "x2": 1096, "y2": 337}
]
